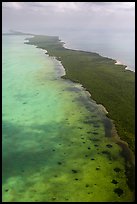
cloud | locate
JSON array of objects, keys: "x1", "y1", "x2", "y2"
[
  {"x1": 2, "y1": 2, "x2": 23, "y2": 10},
  {"x1": 3, "y1": 2, "x2": 134, "y2": 13},
  {"x1": 2, "y1": 2, "x2": 80, "y2": 13},
  {"x1": 2, "y1": 2, "x2": 135, "y2": 34}
]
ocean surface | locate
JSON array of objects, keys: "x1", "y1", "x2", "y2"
[
  {"x1": 60, "y1": 30, "x2": 135, "y2": 72},
  {"x1": 2, "y1": 35, "x2": 134, "y2": 202},
  {"x1": 35, "y1": 29, "x2": 135, "y2": 72}
]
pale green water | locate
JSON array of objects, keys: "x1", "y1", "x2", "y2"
[{"x1": 2, "y1": 35, "x2": 133, "y2": 202}]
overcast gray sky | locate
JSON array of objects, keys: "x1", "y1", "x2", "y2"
[{"x1": 2, "y1": 2, "x2": 135, "y2": 35}]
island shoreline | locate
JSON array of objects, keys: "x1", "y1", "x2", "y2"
[
  {"x1": 62, "y1": 40, "x2": 135, "y2": 73},
  {"x1": 24, "y1": 34, "x2": 135, "y2": 145}
]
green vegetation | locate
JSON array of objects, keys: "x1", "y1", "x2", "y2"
[{"x1": 26, "y1": 35, "x2": 135, "y2": 152}]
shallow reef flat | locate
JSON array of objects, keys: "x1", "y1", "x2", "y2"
[{"x1": 2, "y1": 35, "x2": 134, "y2": 202}]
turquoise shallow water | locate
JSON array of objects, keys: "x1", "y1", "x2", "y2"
[{"x1": 2, "y1": 35, "x2": 134, "y2": 202}]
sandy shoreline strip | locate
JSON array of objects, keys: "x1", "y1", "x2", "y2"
[
  {"x1": 62, "y1": 40, "x2": 135, "y2": 73},
  {"x1": 115, "y1": 60, "x2": 134, "y2": 72}
]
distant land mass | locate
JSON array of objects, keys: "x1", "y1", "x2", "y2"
[{"x1": 2, "y1": 29, "x2": 33, "y2": 35}]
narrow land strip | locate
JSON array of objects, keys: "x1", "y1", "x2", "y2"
[{"x1": 26, "y1": 35, "x2": 135, "y2": 154}]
